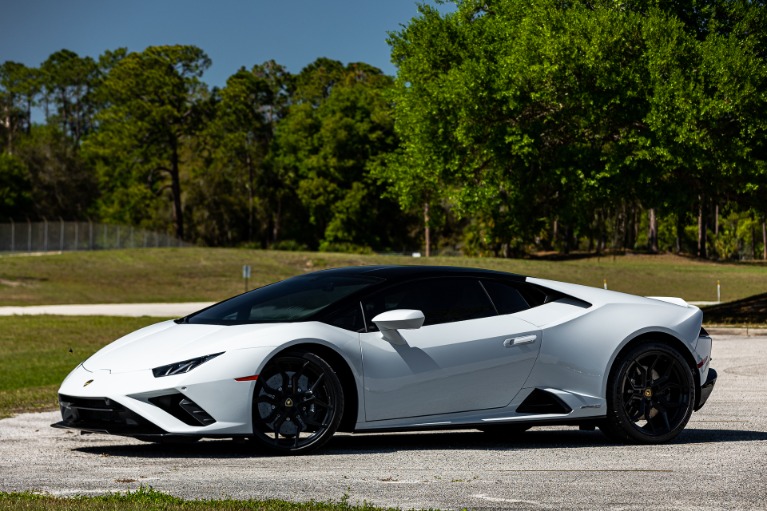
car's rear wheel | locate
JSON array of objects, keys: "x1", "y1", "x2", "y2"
[
  {"x1": 251, "y1": 351, "x2": 343, "y2": 455},
  {"x1": 600, "y1": 342, "x2": 694, "y2": 443}
]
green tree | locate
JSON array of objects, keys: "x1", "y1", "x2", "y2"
[
  {"x1": 15, "y1": 125, "x2": 97, "y2": 218},
  {"x1": 40, "y1": 50, "x2": 100, "y2": 144},
  {"x1": 0, "y1": 61, "x2": 39, "y2": 153},
  {"x1": 275, "y1": 59, "x2": 407, "y2": 251},
  {"x1": 188, "y1": 61, "x2": 293, "y2": 246},
  {"x1": 84, "y1": 45, "x2": 211, "y2": 239},
  {"x1": 641, "y1": 3, "x2": 767, "y2": 257},
  {"x1": 386, "y1": 0, "x2": 767, "y2": 257},
  {"x1": 0, "y1": 152, "x2": 33, "y2": 218},
  {"x1": 387, "y1": 1, "x2": 652, "y2": 254}
]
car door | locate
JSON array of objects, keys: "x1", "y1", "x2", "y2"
[{"x1": 359, "y1": 277, "x2": 541, "y2": 421}]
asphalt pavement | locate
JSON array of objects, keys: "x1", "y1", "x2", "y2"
[{"x1": 1, "y1": 333, "x2": 766, "y2": 509}]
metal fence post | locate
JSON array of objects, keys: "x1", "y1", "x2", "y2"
[
  {"x1": 43, "y1": 218, "x2": 48, "y2": 252},
  {"x1": 10, "y1": 218, "x2": 14, "y2": 252},
  {"x1": 59, "y1": 217, "x2": 65, "y2": 251},
  {"x1": 27, "y1": 218, "x2": 31, "y2": 252}
]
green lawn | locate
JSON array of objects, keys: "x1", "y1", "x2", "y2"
[
  {"x1": 0, "y1": 316, "x2": 164, "y2": 418},
  {"x1": 0, "y1": 488, "x2": 399, "y2": 511},
  {"x1": 1, "y1": 248, "x2": 765, "y2": 305}
]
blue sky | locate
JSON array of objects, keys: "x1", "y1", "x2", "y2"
[{"x1": 0, "y1": 0, "x2": 451, "y2": 87}]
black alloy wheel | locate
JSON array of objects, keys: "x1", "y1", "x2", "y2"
[
  {"x1": 601, "y1": 342, "x2": 695, "y2": 444},
  {"x1": 251, "y1": 351, "x2": 343, "y2": 454}
]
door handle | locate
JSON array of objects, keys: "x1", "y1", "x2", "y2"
[{"x1": 503, "y1": 334, "x2": 537, "y2": 347}]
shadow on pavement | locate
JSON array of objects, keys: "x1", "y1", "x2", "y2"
[{"x1": 72, "y1": 427, "x2": 767, "y2": 459}]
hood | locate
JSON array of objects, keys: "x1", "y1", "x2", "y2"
[{"x1": 82, "y1": 320, "x2": 286, "y2": 373}]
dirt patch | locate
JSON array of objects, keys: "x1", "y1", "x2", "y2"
[
  {"x1": 0, "y1": 276, "x2": 48, "y2": 288},
  {"x1": 703, "y1": 292, "x2": 767, "y2": 325}
]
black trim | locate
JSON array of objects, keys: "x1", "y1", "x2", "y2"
[
  {"x1": 149, "y1": 393, "x2": 216, "y2": 426},
  {"x1": 695, "y1": 368, "x2": 717, "y2": 411},
  {"x1": 516, "y1": 389, "x2": 573, "y2": 415},
  {"x1": 57, "y1": 394, "x2": 164, "y2": 435}
]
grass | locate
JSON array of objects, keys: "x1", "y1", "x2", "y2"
[
  {"x1": 1, "y1": 247, "x2": 766, "y2": 305},
  {"x1": 0, "y1": 316, "x2": 165, "y2": 418},
  {"x1": 0, "y1": 487, "x2": 405, "y2": 511}
]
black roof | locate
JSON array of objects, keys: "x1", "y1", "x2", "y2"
[{"x1": 307, "y1": 265, "x2": 527, "y2": 282}]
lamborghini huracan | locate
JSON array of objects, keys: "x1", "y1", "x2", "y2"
[{"x1": 54, "y1": 265, "x2": 717, "y2": 454}]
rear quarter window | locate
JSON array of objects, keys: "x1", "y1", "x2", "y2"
[{"x1": 481, "y1": 280, "x2": 532, "y2": 315}]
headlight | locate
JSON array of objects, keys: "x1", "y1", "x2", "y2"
[{"x1": 152, "y1": 352, "x2": 224, "y2": 378}]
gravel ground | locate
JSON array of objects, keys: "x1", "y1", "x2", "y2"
[{"x1": 1, "y1": 333, "x2": 766, "y2": 510}]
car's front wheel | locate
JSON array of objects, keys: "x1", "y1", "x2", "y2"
[
  {"x1": 251, "y1": 351, "x2": 343, "y2": 455},
  {"x1": 600, "y1": 342, "x2": 695, "y2": 443}
]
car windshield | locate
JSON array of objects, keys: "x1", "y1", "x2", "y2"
[{"x1": 184, "y1": 273, "x2": 381, "y2": 325}]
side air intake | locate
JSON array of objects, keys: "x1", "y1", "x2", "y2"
[
  {"x1": 516, "y1": 389, "x2": 572, "y2": 415},
  {"x1": 149, "y1": 393, "x2": 216, "y2": 426}
]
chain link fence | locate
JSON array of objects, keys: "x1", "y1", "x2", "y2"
[{"x1": 0, "y1": 220, "x2": 189, "y2": 252}]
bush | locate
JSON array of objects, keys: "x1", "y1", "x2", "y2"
[
  {"x1": 318, "y1": 241, "x2": 374, "y2": 254},
  {"x1": 269, "y1": 240, "x2": 309, "y2": 252}
]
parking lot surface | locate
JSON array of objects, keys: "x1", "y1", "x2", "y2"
[{"x1": 2, "y1": 333, "x2": 766, "y2": 510}]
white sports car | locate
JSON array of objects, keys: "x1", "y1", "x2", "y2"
[{"x1": 54, "y1": 265, "x2": 716, "y2": 454}]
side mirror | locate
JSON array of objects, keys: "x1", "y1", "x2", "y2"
[{"x1": 372, "y1": 309, "x2": 425, "y2": 331}]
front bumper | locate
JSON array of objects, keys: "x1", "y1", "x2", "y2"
[
  {"x1": 50, "y1": 352, "x2": 266, "y2": 437},
  {"x1": 53, "y1": 394, "x2": 166, "y2": 435},
  {"x1": 694, "y1": 368, "x2": 717, "y2": 411}
]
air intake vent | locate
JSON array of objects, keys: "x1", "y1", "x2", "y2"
[
  {"x1": 57, "y1": 394, "x2": 163, "y2": 434},
  {"x1": 149, "y1": 393, "x2": 216, "y2": 426},
  {"x1": 516, "y1": 389, "x2": 572, "y2": 415}
]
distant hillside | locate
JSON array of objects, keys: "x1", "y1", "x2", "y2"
[{"x1": 702, "y1": 293, "x2": 767, "y2": 325}]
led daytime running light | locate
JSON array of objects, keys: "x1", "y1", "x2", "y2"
[{"x1": 152, "y1": 352, "x2": 224, "y2": 378}]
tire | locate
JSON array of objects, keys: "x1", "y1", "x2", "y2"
[
  {"x1": 251, "y1": 351, "x2": 344, "y2": 455},
  {"x1": 600, "y1": 342, "x2": 695, "y2": 444}
]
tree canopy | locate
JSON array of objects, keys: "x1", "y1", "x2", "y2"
[
  {"x1": 385, "y1": 0, "x2": 767, "y2": 257},
  {"x1": 1, "y1": 2, "x2": 766, "y2": 260}
]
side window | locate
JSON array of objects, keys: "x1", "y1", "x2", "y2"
[
  {"x1": 481, "y1": 280, "x2": 531, "y2": 315},
  {"x1": 362, "y1": 278, "x2": 496, "y2": 329},
  {"x1": 322, "y1": 303, "x2": 364, "y2": 332}
]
